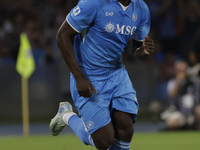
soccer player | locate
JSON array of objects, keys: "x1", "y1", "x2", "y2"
[{"x1": 50, "y1": 0, "x2": 155, "y2": 149}]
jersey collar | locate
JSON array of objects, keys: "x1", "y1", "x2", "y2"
[{"x1": 111, "y1": 0, "x2": 134, "y2": 3}]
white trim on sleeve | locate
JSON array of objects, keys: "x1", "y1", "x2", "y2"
[{"x1": 66, "y1": 17, "x2": 81, "y2": 33}]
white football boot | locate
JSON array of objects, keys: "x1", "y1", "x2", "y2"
[{"x1": 49, "y1": 102, "x2": 73, "y2": 136}]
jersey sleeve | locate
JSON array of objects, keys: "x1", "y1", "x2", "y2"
[
  {"x1": 132, "y1": 2, "x2": 151, "y2": 41},
  {"x1": 66, "y1": 0, "x2": 97, "y2": 33}
]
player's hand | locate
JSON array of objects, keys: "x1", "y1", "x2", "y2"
[
  {"x1": 143, "y1": 36, "x2": 155, "y2": 55},
  {"x1": 76, "y1": 75, "x2": 98, "y2": 98}
]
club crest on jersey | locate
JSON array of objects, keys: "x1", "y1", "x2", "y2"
[
  {"x1": 73, "y1": 6, "x2": 81, "y2": 16},
  {"x1": 132, "y1": 13, "x2": 137, "y2": 22}
]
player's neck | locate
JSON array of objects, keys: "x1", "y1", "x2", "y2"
[{"x1": 118, "y1": 0, "x2": 131, "y2": 6}]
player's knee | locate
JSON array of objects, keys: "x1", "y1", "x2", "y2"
[
  {"x1": 113, "y1": 111, "x2": 135, "y2": 141},
  {"x1": 92, "y1": 122, "x2": 114, "y2": 149},
  {"x1": 94, "y1": 137, "x2": 114, "y2": 149},
  {"x1": 117, "y1": 125, "x2": 134, "y2": 141}
]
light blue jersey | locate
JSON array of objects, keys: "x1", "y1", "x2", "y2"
[{"x1": 67, "y1": 0, "x2": 150, "y2": 81}]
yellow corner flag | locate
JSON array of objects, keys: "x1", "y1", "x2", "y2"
[
  {"x1": 16, "y1": 32, "x2": 35, "y2": 136},
  {"x1": 16, "y1": 33, "x2": 35, "y2": 79}
]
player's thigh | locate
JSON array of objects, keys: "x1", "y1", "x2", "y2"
[
  {"x1": 78, "y1": 93, "x2": 112, "y2": 134},
  {"x1": 79, "y1": 95, "x2": 115, "y2": 148},
  {"x1": 112, "y1": 67, "x2": 139, "y2": 119},
  {"x1": 112, "y1": 109, "x2": 134, "y2": 142}
]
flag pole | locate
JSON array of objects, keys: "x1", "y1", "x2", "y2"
[
  {"x1": 16, "y1": 33, "x2": 35, "y2": 136},
  {"x1": 21, "y1": 75, "x2": 30, "y2": 136}
]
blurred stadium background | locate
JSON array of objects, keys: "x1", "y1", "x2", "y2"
[{"x1": 0, "y1": 0, "x2": 200, "y2": 149}]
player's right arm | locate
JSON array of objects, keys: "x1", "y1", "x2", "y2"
[
  {"x1": 56, "y1": 20, "x2": 97, "y2": 98},
  {"x1": 57, "y1": 0, "x2": 99, "y2": 97}
]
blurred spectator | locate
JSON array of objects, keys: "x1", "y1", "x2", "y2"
[
  {"x1": 0, "y1": 44, "x2": 15, "y2": 65},
  {"x1": 0, "y1": 0, "x2": 199, "y2": 65},
  {"x1": 158, "y1": 51, "x2": 178, "y2": 82},
  {"x1": 155, "y1": 51, "x2": 178, "y2": 101},
  {"x1": 186, "y1": 49, "x2": 200, "y2": 83},
  {"x1": 153, "y1": 40, "x2": 165, "y2": 64},
  {"x1": 161, "y1": 60, "x2": 200, "y2": 130},
  {"x1": 147, "y1": 0, "x2": 182, "y2": 54},
  {"x1": 183, "y1": 0, "x2": 200, "y2": 36},
  {"x1": 179, "y1": 0, "x2": 200, "y2": 55},
  {"x1": 146, "y1": 0, "x2": 200, "y2": 56},
  {"x1": 0, "y1": 0, "x2": 78, "y2": 64},
  {"x1": 0, "y1": 0, "x2": 200, "y2": 120}
]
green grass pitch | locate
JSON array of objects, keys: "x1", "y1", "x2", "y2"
[{"x1": 0, "y1": 132, "x2": 199, "y2": 150}]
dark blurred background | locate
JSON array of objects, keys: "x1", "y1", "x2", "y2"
[{"x1": 0, "y1": 0, "x2": 200, "y2": 131}]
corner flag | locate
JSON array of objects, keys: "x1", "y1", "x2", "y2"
[
  {"x1": 16, "y1": 33, "x2": 35, "y2": 79},
  {"x1": 16, "y1": 32, "x2": 35, "y2": 136}
]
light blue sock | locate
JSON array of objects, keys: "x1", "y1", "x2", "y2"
[
  {"x1": 109, "y1": 138, "x2": 131, "y2": 150},
  {"x1": 68, "y1": 115, "x2": 96, "y2": 147}
]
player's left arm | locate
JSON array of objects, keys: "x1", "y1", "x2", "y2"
[
  {"x1": 134, "y1": 36, "x2": 155, "y2": 60},
  {"x1": 132, "y1": 1, "x2": 155, "y2": 60}
]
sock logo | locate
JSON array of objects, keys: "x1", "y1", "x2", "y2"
[{"x1": 87, "y1": 121, "x2": 94, "y2": 130}]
